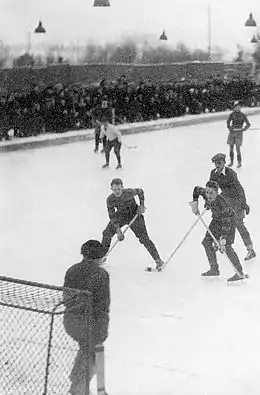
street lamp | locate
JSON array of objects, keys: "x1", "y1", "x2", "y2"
[
  {"x1": 159, "y1": 30, "x2": 168, "y2": 41},
  {"x1": 93, "y1": 0, "x2": 110, "y2": 6},
  {"x1": 245, "y1": 13, "x2": 260, "y2": 85},
  {"x1": 245, "y1": 13, "x2": 257, "y2": 27},
  {"x1": 35, "y1": 21, "x2": 46, "y2": 34},
  {"x1": 250, "y1": 35, "x2": 258, "y2": 44}
]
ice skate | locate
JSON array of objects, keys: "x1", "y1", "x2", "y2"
[
  {"x1": 102, "y1": 163, "x2": 109, "y2": 169},
  {"x1": 201, "y1": 267, "x2": 220, "y2": 277},
  {"x1": 93, "y1": 148, "x2": 98, "y2": 153},
  {"x1": 227, "y1": 273, "x2": 247, "y2": 282},
  {"x1": 155, "y1": 259, "x2": 165, "y2": 271},
  {"x1": 116, "y1": 163, "x2": 122, "y2": 170},
  {"x1": 237, "y1": 162, "x2": 242, "y2": 168},
  {"x1": 101, "y1": 148, "x2": 105, "y2": 154},
  {"x1": 244, "y1": 249, "x2": 256, "y2": 261},
  {"x1": 227, "y1": 162, "x2": 233, "y2": 167}
]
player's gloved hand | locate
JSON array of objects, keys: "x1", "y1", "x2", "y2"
[
  {"x1": 242, "y1": 203, "x2": 250, "y2": 215},
  {"x1": 219, "y1": 238, "x2": 226, "y2": 253},
  {"x1": 213, "y1": 242, "x2": 219, "y2": 251},
  {"x1": 189, "y1": 201, "x2": 200, "y2": 215},
  {"x1": 116, "y1": 229, "x2": 125, "y2": 241},
  {"x1": 137, "y1": 205, "x2": 146, "y2": 216}
]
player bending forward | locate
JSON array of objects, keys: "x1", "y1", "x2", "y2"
[
  {"x1": 226, "y1": 101, "x2": 251, "y2": 168},
  {"x1": 210, "y1": 153, "x2": 256, "y2": 261},
  {"x1": 191, "y1": 180, "x2": 247, "y2": 282},
  {"x1": 100, "y1": 116, "x2": 122, "y2": 169},
  {"x1": 102, "y1": 178, "x2": 164, "y2": 270}
]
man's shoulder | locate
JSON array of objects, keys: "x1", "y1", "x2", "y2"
[
  {"x1": 91, "y1": 266, "x2": 110, "y2": 284},
  {"x1": 65, "y1": 261, "x2": 82, "y2": 275},
  {"x1": 210, "y1": 168, "x2": 217, "y2": 178},
  {"x1": 64, "y1": 261, "x2": 83, "y2": 286},
  {"x1": 107, "y1": 193, "x2": 116, "y2": 203},
  {"x1": 108, "y1": 123, "x2": 116, "y2": 129},
  {"x1": 225, "y1": 167, "x2": 237, "y2": 177},
  {"x1": 123, "y1": 188, "x2": 135, "y2": 194},
  {"x1": 241, "y1": 111, "x2": 248, "y2": 118}
]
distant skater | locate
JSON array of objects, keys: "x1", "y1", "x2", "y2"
[{"x1": 226, "y1": 101, "x2": 250, "y2": 168}]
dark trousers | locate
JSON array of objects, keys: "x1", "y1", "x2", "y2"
[
  {"x1": 102, "y1": 214, "x2": 160, "y2": 261},
  {"x1": 63, "y1": 312, "x2": 108, "y2": 395},
  {"x1": 105, "y1": 138, "x2": 122, "y2": 165},
  {"x1": 94, "y1": 125, "x2": 106, "y2": 151},
  {"x1": 201, "y1": 219, "x2": 243, "y2": 274}
]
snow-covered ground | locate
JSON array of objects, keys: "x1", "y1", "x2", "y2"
[{"x1": 0, "y1": 116, "x2": 260, "y2": 395}]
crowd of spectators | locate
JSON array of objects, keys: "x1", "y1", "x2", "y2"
[{"x1": 0, "y1": 74, "x2": 260, "y2": 141}]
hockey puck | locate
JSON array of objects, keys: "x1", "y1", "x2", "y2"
[{"x1": 146, "y1": 267, "x2": 152, "y2": 272}]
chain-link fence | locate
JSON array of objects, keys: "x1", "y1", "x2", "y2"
[{"x1": 0, "y1": 275, "x2": 92, "y2": 395}]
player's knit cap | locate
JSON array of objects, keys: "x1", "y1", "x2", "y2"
[
  {"x1": 81, "y1": 240, "x2": 105, "y2": 259},
  {"x1": 211, "y1": 153, "x2": 226, "y2": 162}
]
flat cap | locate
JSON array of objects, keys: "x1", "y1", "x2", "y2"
[{"x1": 211, "y1": 153, "x2": 226, "y2": 162}]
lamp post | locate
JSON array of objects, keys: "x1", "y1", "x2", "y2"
[
  {"x1": 244, "y1": 13, "x2": 260, "y2": 85},
  {"x1": 207, "y1": 4, "x2": 212, "y2": 61},
  {"x1": 35, "y1": 21, "x2": 46, "y2": 34},
  {"x1": 159, "y1": 30, "x2": 168, "y2": 41},
  {"x1": 93, "y1": 0, "x2": 110, "y2": 6}
]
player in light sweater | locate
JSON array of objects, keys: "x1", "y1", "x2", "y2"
[{"x1": 100, "y1": 116, "x2": 122, "y2": 169}]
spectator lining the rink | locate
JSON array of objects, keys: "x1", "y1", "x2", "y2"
[{"x1": 0, "y1": 74, "x2": 260, "y2": 141}]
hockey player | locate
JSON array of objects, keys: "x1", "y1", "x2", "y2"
[
  {"x1": 100, "y1": 116, "x2": 122, "y2": 169},
  {"x1": 210, "y1": 153, "x2": 256, "y2": 261},
  {"x1": 191, "y1": 180, "x2": 247, "y2": 282},
  {"x1": 102, "y1": 178, "x2": 164, "y2": 270},
  {"x1": 226, "y1": 101, "x2": 251, "y2": 168},
  {"x1": 63, "y1": 240, "x2": 110, "y2": 395}
]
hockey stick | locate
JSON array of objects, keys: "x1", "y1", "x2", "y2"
[
  {"x1": 198, "y1": 215, "x2": 248, "y2": 279},
  {"x1": 111, "y1": 111, "x2": 137, "y2": 150},
  {"x1": 123, "y1": 142, "x2": 137, "y2": 150},
  {"x1": 146, "y1": 209, "x2": 207, "y2": 272},
  {"x1": 95, "y1": 344, "x2": 106, "y2": 395},
  {"x1": 106, "y1": 213, "x2": 139, "y2": 257}
]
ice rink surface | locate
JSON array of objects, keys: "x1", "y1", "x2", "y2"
[{"x1": 0, "y1": 116, "x2": 260, "y2": 395}]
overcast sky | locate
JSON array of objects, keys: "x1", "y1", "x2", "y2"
[{"x1": 0, "y1": 0, "x2": 259, "y2": 56}]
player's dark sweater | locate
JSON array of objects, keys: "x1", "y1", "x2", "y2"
[
  {"x1": 193, "y1": 186, "x2": 235, "y2": 239},
  {"x1": 106, "y1": 188, "x2": 144, "y2": 227},
  {"x1": 64, "y1": 260, "x2": 110, "y2": 322},
  {"x1": 227, "y1": 111, "x2": 250, "y2": 130},
  {"x1": 209, "y1": 167, "x2": 247, "y2": 205}
]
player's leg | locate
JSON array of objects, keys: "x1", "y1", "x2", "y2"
[
  {"x1": 201, "y1": 220, "x2": 221, "y2": 276},
  {"x1": 101, "y1": 221, "x2": 118, "y2": 253},
  {"x1": 225, "y1": 220, "x2": 246, "y2": 281},
  {"x1": 235, "y1": 136, "x2": 243, "y2": 167},
  {"x1": 235, "y1": 212, "x2": 256, "y2": 260},
  {"x1": 94, "y1": 123, "x2": 101, "y2": 153},
  {"x1": 130, "y1": 215, "x2": 164, "y2": 267},
  {"x1": 227, "y1": 132, "x2": 235, "y2": 166},
  {"x1": 228, "y1": 144, "x2": 235, "y2": 167},
  {"x1": 102, "y1": 140, "x2": 113, "y2": 168},
  {"x1": 101, "y1": 219, "x2": 128, "y2": 253},
  {"x1": 101, "y1": 136, "x2": 107, "y2": 153},
  {"x1": 114, "y1": 140, "x2": 122, "y2": 169}
]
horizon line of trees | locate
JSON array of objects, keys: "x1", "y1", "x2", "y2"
[{"x1": 0, "y1": 38, "x2": 258, "y2": 68}]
